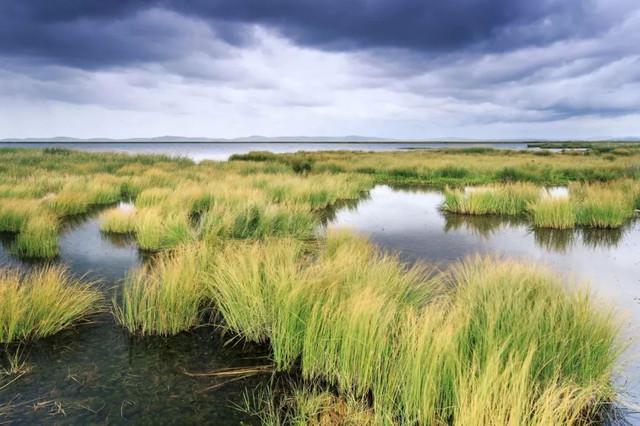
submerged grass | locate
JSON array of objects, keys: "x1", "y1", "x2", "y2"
[{"x1": 0, "y1": 265, "x2": 102, "y2": 343}]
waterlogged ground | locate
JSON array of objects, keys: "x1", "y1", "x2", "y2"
[
  {"x1": 0, "y1": 213, "x2": 268, "y2": 425},
  {"x1": 329, "y1": 185, "x2": 640, "y2": 420},
  {"x1": 1, "y1": 185, "x2": 639, "y2": 423}
]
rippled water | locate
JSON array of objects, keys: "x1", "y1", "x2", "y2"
[{"x1": 329, "y1": 185, "x2": 640, "y2": 419}]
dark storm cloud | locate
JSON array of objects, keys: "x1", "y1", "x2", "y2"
[
  {"x1": 0, "y1": 0, "x2": 638, "y2": 139},
  {"x1": 0, "y1": 0, "x2": 603, "y2": 68}
]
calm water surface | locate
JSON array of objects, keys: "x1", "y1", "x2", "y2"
[
  {"x1": 0, "y1": 214, "x2": 268, "y2": 425},
  {"x1": 1, "y1": 182, "x2": 638, "y2": 423},
  {"x1": 0, "y1": 141, "x2": 527, "y2": 161},
  {"x1": 329, "y1": 185, "x2": 640, "y2": 420}
]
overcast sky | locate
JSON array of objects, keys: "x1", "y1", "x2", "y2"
[{"x1": 1, "y1": 0, "x2": 639, "y2": 139}]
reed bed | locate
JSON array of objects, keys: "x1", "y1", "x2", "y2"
[
  {"x1": 113, "y1": 243, "x2": 209, "y2": 336},
  {"x1": 0, "y1": 265, "x2": 102, "y2": 342}
]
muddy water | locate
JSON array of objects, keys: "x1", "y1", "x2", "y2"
[
  {"x1": 329, "y1": 185, "x2": 640, "y2": 420},
  {"x1": 0, "y1": 214, "x2": 268, "y2": 425}
]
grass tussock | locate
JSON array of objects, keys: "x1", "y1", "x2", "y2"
[
  {"x1": 99, "y1": 205, "x2": 136, "y2": 234},
  {"x1": 134, "y1": 207, "x2": 194, "y2": 251},
  {"x1": 201, "y1": 203, "x2": 317, "y2": 241},
  {"x1": 528, "y1": 195, "x2": 576, "y2": 229},
  {"x1": 113, "y1": 243, "x2": 209, "y2": 336},
  {"x1": 0, "y1": 199, "x2": 42, "y2": 232},
  {"x1": 13, "y1": 212, "x2": 59, "y2": 258},
  {"x1": 207, "y1": 231, "x2": 619, "y2": 424},
  {"x1": 571, "y1": 184, "x2": 637, "y2": 228},
  {"x1": 0, "y1": 265, "x2": 102, "y2": 343},
  {"x1": 443, "y1": 183, "x2": 539, "y2": 216}
]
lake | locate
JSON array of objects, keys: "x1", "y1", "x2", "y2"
[{"x1": 0, "y1": 141, "x2": 528, "y2": 161}]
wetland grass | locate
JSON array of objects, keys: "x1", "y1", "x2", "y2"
[
  {"x1": 0, "y1": 147, "x2": 629, "y2": 423},
  {"x1": 528, "y1": 196, "x2": 576, "y2": 229},
  {"x1": 442, "y1": 183, "x2": 539, "y2": 215},
  {"x1": 0, "y1": 265, "x2": 102, "y2": 343},
  {"x1": 571, "y1": 184, "x2": 637, "y2": 228},
  {"x1": 0, "y1": 199, "x2": 41, "y2": 232},
  {"x1": 99, "y1": 206, "x2": 136, "y2": 234},
  {"x1": 201, "y1": 203, "x2": 317, "y2": 241},
  {"x1": 113, "y1": 243, "x2": 209, "y2": 336},
  {"x1": 13, "y1": 212, "x2": 59, "y2": 258},
  {"x1": 206, "y1": 231, "x2": 620, "y2": 424},
  {"x1": 134, "y1": 207, "x2": 194, "y2": 250}
]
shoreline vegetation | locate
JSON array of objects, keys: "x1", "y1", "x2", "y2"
[{"x1": 0, "y1": 146, "x2": 635, "y2": 424}]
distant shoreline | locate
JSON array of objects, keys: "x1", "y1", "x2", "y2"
[{"x1": 2, "y1": 140, "x2": 638, "y2": 145}]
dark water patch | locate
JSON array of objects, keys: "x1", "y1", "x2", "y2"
[
  {"x1": 0, "y1": 212, "x2": 268, "y2": 425},
  {"x1": 329, "y1": 185, "x2": 640, "y2": 420}
]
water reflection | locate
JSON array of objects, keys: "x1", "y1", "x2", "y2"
[
  {"x1": 329, "y1": 185, "x2": 640, "y2": 417},
  {"x1": 444, "y1": 213, "x2": 527, "y2": 239},
  {"x1": 0, "y1": 210, "x2": 267, "y2": 425}
]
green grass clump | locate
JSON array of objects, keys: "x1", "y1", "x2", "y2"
[
  {"x1": 135, "y1": 187, "x2": 173, "y2": 208},
  {"x1": 13, "y1": 212, "x2": 59, "y2": 258},
  {"x1": 207, "y1": 231, "x2": 619, "y2": 424},
  {"x1": 99, "y1": 206, "x2": 136, "y2": 234},
  {"x1": 134, "y1": 207, "x2": 194, "y2": 250},
  {"x1": 572, "y1": 185, "x2": 636, "y2": 228},
  {"x1": 443, "y1": 183, "x2": 539, "y2": 216},
  {"x1": 528, "y1": 196, "x2": 576, "y2": 229},
  {"x1": 113, "y1": 243, "x2": 208, "y2": 336},
  {"x1": 202, "y1": 203, "x2": 317, "y2": 241},
  {"x1": 0, "y1": 198, "x2": 41, "y2": 232},
  {"x1": 47, "y1": 190, "x2": 92, "y2": 216},
  {"x1": 0, "y1": 265, "x2": 102, "y2": 342}
]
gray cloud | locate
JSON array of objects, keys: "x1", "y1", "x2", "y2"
[{"x1": 0, "y1": 0, "x2": 639, "y2": 138}]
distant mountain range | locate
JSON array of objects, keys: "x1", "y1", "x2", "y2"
[{"x1": 1, "y1": 136, "x2": 640, "y2": 143}]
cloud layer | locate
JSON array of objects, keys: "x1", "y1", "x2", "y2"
[{"x1": 1, "y1": 0, "x2": 639, "y2": 138}]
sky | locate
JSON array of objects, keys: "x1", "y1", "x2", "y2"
[{"x1": 1, "y1": 0, "x2": 639, "y2": 140}]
